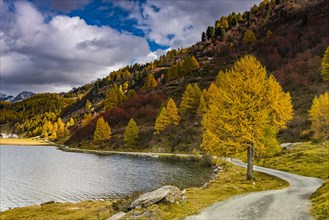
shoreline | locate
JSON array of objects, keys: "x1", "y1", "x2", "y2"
[
  {"x1": 0, "y1": 138, "x2": 52, "y2": 146},
  {"x1": 59, "y1": 146, "x2": 199, "y2": 160}
]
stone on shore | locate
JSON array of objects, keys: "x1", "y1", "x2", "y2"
[
  {"x1": 107, "y1": 211, "x2": 126, "y2": 220},
  {"x1": 129, "y1": 185, "x2": 185, "y2": 209}
]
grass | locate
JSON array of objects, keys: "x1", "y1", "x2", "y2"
[
  {"x1": 0, "y1": 200, "x2": 115, "y2": 220},
  {"x1": 0, "y1": 138, "x2": 50, "y2": 146},
  {"x1": 258, "y1": 141, "x2": 329, "y2": 220},
  {"x1": 124, "y1": 161, "x2": 288, "y2": 219}
]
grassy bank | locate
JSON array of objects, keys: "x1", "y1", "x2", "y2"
[
  {"x1": 0, "y1": 200, "x2": 115, "y2": 220},
  {"x1": 258, "y1": 141, "x2": 329, "y2": 220},
  {"x1": 0, "y1": 161, "x2": 288, "y2": 220},
  {"x1": 0, "y1": 138, "x2": 50, "y2": 146},
  {"x1": 123, "y1": 162, "x2": 288, "y2": 219}
]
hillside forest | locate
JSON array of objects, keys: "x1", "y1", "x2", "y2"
[{"x1": 0, "y1": 0, "x2": 328, "y2": 161}]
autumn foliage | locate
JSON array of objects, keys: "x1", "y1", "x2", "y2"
[
  {"x1": 94, "y1": 117, "x2": 112, "y2": 144},
  {"x1": 124, "y1": 118, "x2": 139, "y2": 147},
  {"x1": 321, "y1": 47, "x2": 329, "y2": 81},
  {"x1": 202, "y1": 55, "x2": 293, "y2": 179},
  {"x1": 154, "y1": 98, "x2": 180, "y2": 134},
  {"x1": 180, "y1": 84, "x2": 201, "y2": 117},
  {"x1": 309, "y1": 92, "x2": 329, "y2": 140}
]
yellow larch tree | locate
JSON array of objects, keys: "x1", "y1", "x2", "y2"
[
  {"x1": 191, "y1": 56, "x2": 200, "y2": 70},
  {"x1": 85, "y1": 100, "x2": 92, "y2": 112},
  {"x1": 143, "y1": 74, "x2": 158, "y2": 91},
  {"x1": 202, "y1": 55, "x2": 293, "y2": 180},
  {"x1": 167, "y1": 63, "x2": 178, "y2": 80},
  {"x1": 180, "y1": 84, "x2": 201, "y2": 117},
  {"x1": 154, "y1": 98, "x2": 180, "y2": 134},
  {"x1": 309, "y1": 92, "x2": 329, "y2": 140},
  {"x1": 69, "y1": 117, "x2": 75, "y2": 126},
  {"x1": 154, "y1": 107, "x2": 171, "y2": 134},
  {"x1": 166, "y1": 98, "x2": 180, "y2": 125},
  {"x1": 82, "y1": 113, "x2": 93, "y2": 127},
  {"x1": 321, "y1": 47, "x2": 329, "y2": 81},
  {"x1": 182, "y1": 56, "x2": 197, "y2": 74},
  {"x1": 124, "y1": 118, "x2": 139, "y2": 147},
  {"x1": 104, "y1": 84, "x2": 125, "y2": 110},
  {"x1": 197, "y1": 83, "x2": 220, "y2": 116},
  {"x1": 49, "y1": 131, "x2": 57, "y2": 140},
  {"x1": 53, "y1": 122, "x2": 58, "y2": 132},
  {"x1": 57, "y1": 117, "x2": 65, "y2": 138},
  {"x1": 94, "y1": 117, "x2": 112, "y2": 144},
  {"x1": 243, "y1": 30, "x2": 257, "y2": 44}
]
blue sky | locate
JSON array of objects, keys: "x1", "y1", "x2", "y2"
[{"x1": 0, "y1": 0, "x2": 261, "y2": 95}]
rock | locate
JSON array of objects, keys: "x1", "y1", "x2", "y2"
[
  {"x1": 280, "y1": 143, "x2": 292, "y2": 150},
  {"x1": 182, "y1": 195, "x2": 187, "y2": 203},
  {"x1": 129, "y1": 185, "x2": 185, "y2": 209},
  {"x1": 280, "y1": 142, "x2": 301, "y2": 150},
  {"x1": 130, "y1": 205, "x2": 161, "y2": 220},
  {"x1": 107, "y1": 212, "x2": 126, "y2": 220},
  {"x1": 40, "y1": 201, "x2": 55, "y2": 206},
  {"x1": 201, "y1": 182, "x2": 209, "y2": 189}
]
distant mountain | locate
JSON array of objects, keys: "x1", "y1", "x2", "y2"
[
  {"x1": 11, "y1": 91, "x2": 35, "y2": 102},
  {"x1": 0, "y1": 93, "x2": 14, "y2": 102},
  {"x1": 0, "y1": 91, "x2": 35, "y2": 103}
]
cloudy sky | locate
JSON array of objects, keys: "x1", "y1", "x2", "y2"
[{"x1": 0, "y1": 0, "x2": 261, "y2": 95}]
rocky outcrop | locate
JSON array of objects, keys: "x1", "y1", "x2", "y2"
[
  {"x1": 130, "y1": 185, "x2": 186, "y2": 209},
  {"x1": 107, "y1": 185, "x2": 186, "y2": 220}
]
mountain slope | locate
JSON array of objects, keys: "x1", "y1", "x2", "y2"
[
  {"x1": 0, "y1": 91, "x2": 35, "y2": 103},
  {"x1": 0, "y1": 0, "x2": 328, "y2": 148},
  {"x1": 0, "y1": 93, "x2": 14, "y2": 102},
  {"x1": 11, "y1": 91, "x2": 35, "y2": 103}
]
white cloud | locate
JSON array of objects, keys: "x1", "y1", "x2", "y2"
[
  {"x1": 113, "y1": 0, "x2": 262, "y2": 48},
  {"x1": 0, "y1": 0, "x2": 150, "y2": 95},
  {"x1": 0, "y1": 0, "x2": 263, "y2": 95},
  {"x1": 134, "y1": 48, "x2": 170, "y2": 65}
]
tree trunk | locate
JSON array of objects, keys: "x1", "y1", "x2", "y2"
[{"x1": 246, "y1": 142, "x2": 255, "y2": 180}]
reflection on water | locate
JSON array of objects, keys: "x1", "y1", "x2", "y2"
[{"x1": 0, "y1": 145, "x2": 212, "y2": 211}]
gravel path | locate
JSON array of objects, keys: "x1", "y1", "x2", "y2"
[{"x1": 186, "y1": 159, "x2": 324, "y2": 220}]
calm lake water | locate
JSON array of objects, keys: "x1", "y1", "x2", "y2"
[{"x1": 0, "y1": 145, "x2": 212, "y2": 211}]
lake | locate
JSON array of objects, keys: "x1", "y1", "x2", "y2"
[{"x1": 0, "y1": 145, "x2": 213, "y2": 211}]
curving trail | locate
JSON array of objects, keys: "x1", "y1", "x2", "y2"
[{"x1": 186, "y1": 159, "x2": 324, "y2": 220}]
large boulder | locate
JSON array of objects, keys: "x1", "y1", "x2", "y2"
[{"x1": 129, "y1": 185, "x2": 186, "y2": 209}]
